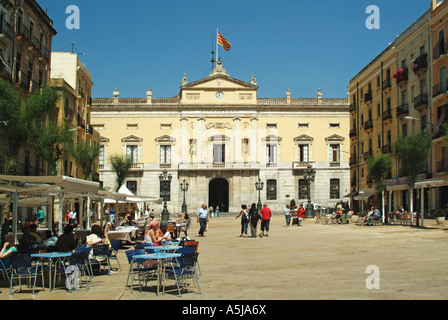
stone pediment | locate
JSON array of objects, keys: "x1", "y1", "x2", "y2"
[
  {"x1": 155, "y1": 135, "x2": 176, "y2": 143},
  {"x1": 181, "y1": 74, "x2": 257, "y2": 91},
  {"x1": 294, "y1": 134, "x2": 314, "y2": 142},
  {"x1": 325, "y1": 134, "x2": 344, "y2": 142},
  {"x1": 262, "y1": 134, "x2": 282, "y2": 142},
  {"x1": 121, "y1": 135, "x2": 142, "y2": 143}
]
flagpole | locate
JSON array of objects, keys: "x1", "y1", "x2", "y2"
[{"x1": 216, "y1": 28, "x2": 219, "y2": 63}]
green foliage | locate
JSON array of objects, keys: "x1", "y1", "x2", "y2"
[
  {"x1": 367, "y1": 154, "x2": 392, "y2": 192},
  {"x1": 30, "y1": 121, "x2": 73, "y2": 175},
  {"x1": 69, "y1": 140, "x2": 100, "y2": 180},
  {"x1": 394, "y1": 133, "x2": 431, "y2": 188},
  {"x1": 110, "y1": 154, "x2": 133, "y2": 192},
  {"x1": 434, "y1": 209, "x2": 446, "y2": 217},
  {"x1": 289, "y1": 199, "x2": 296, "y2": 207}
]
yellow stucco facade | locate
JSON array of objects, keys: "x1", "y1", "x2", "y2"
[{"x1": 91, "y1": 60, "x2": 350, "y2": 214}]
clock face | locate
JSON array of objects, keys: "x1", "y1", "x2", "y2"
[{"x1": 216, "y1": 92, "x2": 224, "y2": 99}]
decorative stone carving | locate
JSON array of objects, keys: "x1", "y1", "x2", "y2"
[
  {"x1": 251, "y1": 74, "x2": 257, "y2": 85},
  {"x1": 182, "y1": 73, "x2": 188, "y2": 85},
  {"x1": 206, "y1": 122, "x2": 232, "y2": 129}
]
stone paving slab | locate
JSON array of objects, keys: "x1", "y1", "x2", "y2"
[{"x1": 1, "y1": 216, "x2": 447, "y2": 301}]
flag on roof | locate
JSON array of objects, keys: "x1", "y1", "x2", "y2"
[{"x1": 217, "y1": 32, "x2": 231, "y2": 51}]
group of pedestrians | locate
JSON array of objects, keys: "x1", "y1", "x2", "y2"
[
  {"x1": 235, "y1": 203, "x2": 272, "y2": 238},
  {"x1": 284, "y1": 204, "x2": 306, "y2": 227}
]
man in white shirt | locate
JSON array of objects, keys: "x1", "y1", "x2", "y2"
[
  {"x1": 69, "y1": 209, "x2": 77, "y2": 225},
  {"x1": 197, "y1": 204, "x2": 209, "y2": 237}
]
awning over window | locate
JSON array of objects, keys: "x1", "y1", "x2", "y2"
[{"x1": 353, "y1": 189, "x2": 377, "y2": 200}]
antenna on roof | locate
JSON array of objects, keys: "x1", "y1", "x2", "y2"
[{"x1": 211, "y1": 32, "x2": 216, "y2": 69}]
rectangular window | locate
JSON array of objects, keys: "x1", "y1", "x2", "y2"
[
  {"x1": 266, "y1": 179, "x2": 277, "y2": 200},
  {"x1": 99, "y1": 146, "x2": 104, "y2": 165},
  {"x1": 329, "y1": 123, "x2": 340, "y2": 128},
  {"x1": 126, "y1": 181, "x2": 137, "y2": 195},
  {"x1": 213, "y1": 144, "x2": 225, "y2": 163},
  {"x1": 377, "y1": 135, "x2": 381, "y2": 149},
  {"x1": 299, "y1": 179, "x2": 308, "y2": 199},
  {"x1": 298, "y1": 123, "x2": 309, "y2": 129},
  {"x1": 266, "y1": 144, "x2": 277, "y2": 164},
  {"x1": 330, "y1": 179, "x2": 340, "y2": 199},
  {"x1": 160, "y1": 145, "x2": 171, "y2": 164},
  {"x1": 266, "y1": 123, "x2": 277, "y2": 129},
  {"x1": 330, "y1": 144, "x2": 340, "y2": 162},
  {"x1": 298, "y1": 144, "x2": 309, "y2": 162},
  {"x1": 126, "y1": 145, "x2": 138, "y2": 163}
]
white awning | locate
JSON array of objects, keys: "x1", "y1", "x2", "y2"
[
  {"x1": 414, "y1": 179, "x2": 445, "y2": 189},
  {"x1": 353, "y1": 188, "x2": 377, "y2": 200}
]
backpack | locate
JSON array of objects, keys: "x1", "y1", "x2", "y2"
[{"x1": 241, "y1": 210, "x2": 248, "y2": 222}]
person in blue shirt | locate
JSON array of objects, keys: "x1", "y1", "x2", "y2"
[{"x1": 37, "y1": 208, "x2": 44, "y2": 223}]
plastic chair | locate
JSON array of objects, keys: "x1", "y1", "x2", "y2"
[
  {"x1": 53, "y1": 251, "x2": 90, "y2": 292},
  {"x1": 75, "y1": 246, "x2": 93, "y2": 279},
  {"x1": 108, "y1": 240, "x2": 122, "y2": 271},
  {"x1": 0, "y1": 259, "x2": 11, "y2": 283},
  {"x1": 124, "y1": 249, "x2": 157, "y2": 292},
  {"x1": 91, "y1": 243, "x2": 112, "y2": 275},
  {"x1": 9, "y1": 253, "x2": 45, "y2": 295},
  {"x1": 163, "y1": 252, "x2": 201, "y2": 297},
  {"x1": 184, "y1": 240, "x2": 200, "y2": 274}
]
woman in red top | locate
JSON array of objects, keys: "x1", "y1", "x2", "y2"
[{"x1": 297, "y1": 205, "x2": 306, "y2": 226}]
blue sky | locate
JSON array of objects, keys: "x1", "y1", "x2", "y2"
[{"x1": 38, "y1": 0, "x2": 431, "y2": 99}]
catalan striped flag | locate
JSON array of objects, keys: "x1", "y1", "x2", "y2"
[{"x1": 217, "y1": 32, "x2": 231, "y2": 51}]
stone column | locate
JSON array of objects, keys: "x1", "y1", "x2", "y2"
[
  {"x1": 251, "y1": 117, "x2": 258, "y2": 163},
  {"x1": 233, "y1": 118, "x2": 241, "y2": 163},
  {"x1": 198, "y1": 118, "x2": 205, "y2": 163},
  {"x1": 180, "y1": 118, "x2": 188, "y2": 163}
]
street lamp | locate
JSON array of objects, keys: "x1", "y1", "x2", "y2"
[
  {"x1": 255, "y1": 177, "x2": 264, "y2": 212},
  {"x1": 404, "y1": 116, "x2": 434, "y2": 131},
  {"x1": 303, "y1": 164, "x2": 316, "y2": 218},
  {"x1": 180, "y1": 179, "x2": 189, "y2": 214},
  {"x1": 159, "y1": 169, "x2": 172, "y2": 222}
]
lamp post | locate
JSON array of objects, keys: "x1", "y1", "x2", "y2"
[
  {"x1": 303, "y1": 164, "x2": 316, "y2": 218},
  {"x1": 159, "y1": 169, "x2": 172, "y2": 222},
  {"x1": 255, "y1": 177, "x2": 264, "y2": 212},
  {"x1": 180, "y1": 179, "x2": 189, "y2": 214}
]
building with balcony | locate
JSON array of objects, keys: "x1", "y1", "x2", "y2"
[
  {"x1": 348, "y1": 7, "x2": 435, "y2": 213},
  {"x1": 91, "y1": 60, "x2": 350, "y2": 214},
  {"x1": 50, "y1": 52, "x2": 99, "y2": 180}
]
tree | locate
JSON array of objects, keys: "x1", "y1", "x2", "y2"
[
  {"x1": 30, "y1": 121, "x2": 74, "y2": 175},
  {"x1": 110, "y1": 155, "x2": 133, "y2": 192},
  {"x1": 367, "y1": 154, "x2": 392, "y2": 223},
  {"x1": 70, "y1": 140, "x2": 100, "y2": 180},
  {"x1": 394, "y1": 133, "x2": 431, "y2": 225}
]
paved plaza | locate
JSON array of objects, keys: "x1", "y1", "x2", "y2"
[{"x1": 0, "y1": 215, "x2": 447, "y2": 301}]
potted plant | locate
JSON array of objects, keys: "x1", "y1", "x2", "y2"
[{"x1": 433, "y1": 209, "x2": 446, "y2": 225}]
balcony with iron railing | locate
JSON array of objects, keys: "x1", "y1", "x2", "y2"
[
  {"x1": 349, "y1": 157, "x2": 357, "y2": 166},
  {"x1": 414, "y1": 93, "x2": 428, "y2": 111},
  {"x1": 393, "y1": 67, "x2": 408, "y2": 86},
  {"x1": 412, "y1": 53, "x2": 427, "y2": 75},
  {"x1": 0, "y1": 20, "x2": 12, "y2": 47},
  {"x1": 437, "y1": 160, "x2": 448, "y2": 173},
  {"x1": 349, "y1": 128, "x2": 357, "y2": 138},
  {"x1": 364, "y1": 119, "x2": 373, "y2": 131},
  {"x1": 363, "y1": 150, "x2": 373, "y2": 159},
  {"x1": 396, "y1": 103, "x2": 409, "y2": 118},
  {"x1": 350, "y1": 102, "x2": 357, "y2": 113},
  {"x1": 364, "y1": 91, "x2": 373, "y2": 103},
  {"x1": 382, "y1": 78, "x2": 391, "y2": 91},
  {"x1": 382, "y1": 109, "x2": 392, "y2": 121},
  {"x1": 382, "y1": 144, "x2": 392, "y2": 154},
  {"x1": 434, "y1": 43, "x2": 447, "y2": 61},
  {"x1": 432, "y1": 81, "x2": 447, "y2": 98}
]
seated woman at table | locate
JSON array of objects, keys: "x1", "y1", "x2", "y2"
[
  {"x1": 42, "y1": 230, "x2": 58, "y2": 252},
  {"x1": 144, "y1": 220, "x2": 169, "y2": 246},
  {"x1": 0, "y1": 233, "x2": 18, "y2": 265},
  {"x1": 86, "y1": 225, "x2": 109, "y2": 247},
  {"x1": 158, "y1": 221, "x2": 173, "y2": 241},
  {"x1": 55, "y1": 225, "x2": 78, "y2": 252}
]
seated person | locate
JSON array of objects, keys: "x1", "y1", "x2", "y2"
[
  {"x1": 357, "y1": 207, "x2": 376, "y2": 226},
  {"x1": 144, "y1": 220, "x2": 169, "y2": 246},
  {"x1": 158, "y1": 221, "x2": 173, "y2": 241},
  {"x1": 55, "y1": 225, "x2": 78, "y2": 252},
  {"x1": 29, "y1": 224, "x2": 43, "y2": 243},
  {"x1": 86, "y1": 225, "x2": 109, "y2": 261},
  {"x1": 19, "y1": 225, "x2": 43, "y2": 253},
  {"x1": 42, "y1": 230, "x2": 58, "y2": 251},
  {"x1": 0, "y1": 233, "x2": 18, "y2": 266}
]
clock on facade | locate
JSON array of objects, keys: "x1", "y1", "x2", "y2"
[{"x1": 216, "y1": 92, "x2": 224, "y2": 99}]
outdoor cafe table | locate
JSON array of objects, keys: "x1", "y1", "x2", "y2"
[
  {"x1": 30, "y1": 252, "x2": 72, "y2": 292},
  {"x1": 107, "y1": 227, "x2": 139, "y2": 242},
  {"x1": 132, "y1": 253, "x2": 181, "y2": 296}
]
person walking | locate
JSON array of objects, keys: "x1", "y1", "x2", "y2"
[
  {"x1": 197, "y1": 204, "x2": 209, "y2": 237},
  {"x1": 284, "y1": 204, "x2": 291, "y2": 227},
  {"x1": 235, "y1": 204, "x2": 249, "y2": 237},
  {"x1": 248, "y1": 203, "x2": 259, "y2": 238},
  {"x1": 215, "y1": 206, "x2": 220, "y2": 218},
  {"x1": 259, "y1": 203, "x2": 272, "y2": 237}
]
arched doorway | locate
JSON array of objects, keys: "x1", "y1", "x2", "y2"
[{"x1": 209, "y1": 178, "x2": 229, "y2": 213}]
